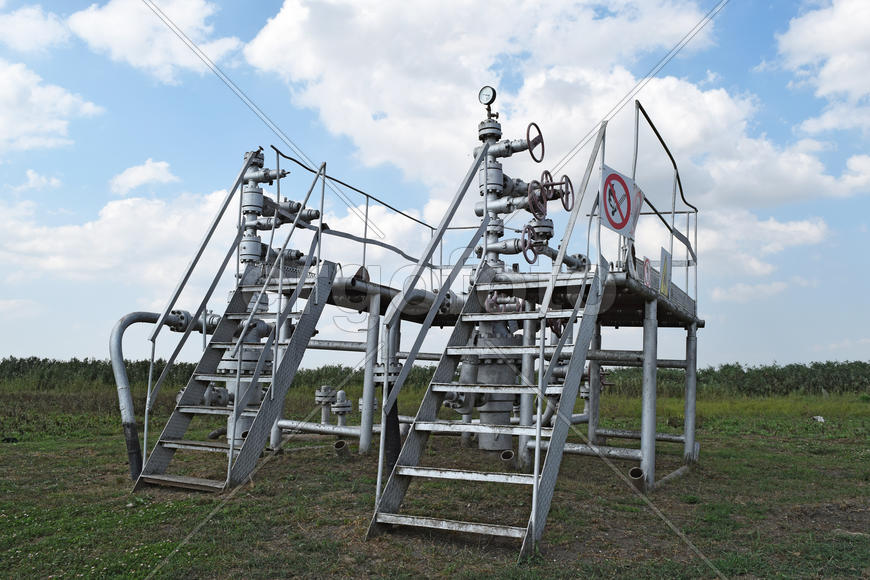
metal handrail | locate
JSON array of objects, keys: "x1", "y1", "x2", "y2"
[
  {"x1": 228, "y1": 164, "x2": 326, "y2": 359},
  {"x1": 149, "y1": 150, "x2": 259, "y2": 342},
  {"x1": 632, "y1": 100, "x2": 699, "y2": 304},
  {"x1": 538, "y1": 122, "x2": 608, "y2": 314}
]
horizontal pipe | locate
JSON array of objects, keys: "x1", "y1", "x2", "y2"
[
  {"x1": 654, "y1": 465, "x2": 691, "y2": 490},
  {"x1": 595, "y1": 428, "x2": 685, "y2": 443},
  {"x1": 278, "y1": 415, "x2": 417, "y2": 438},
  {"x1": 306, "y1": 339, "x2": 440, "y2": 361},
  {"x1": 278, "y1": 420, "x2": 381, "y2": 437},
  {"x1": 530, "y1": 440, "x2": 642, "y2": 460}
]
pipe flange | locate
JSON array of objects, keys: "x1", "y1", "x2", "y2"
[
  {"x1": 331, "y1": 399, "x2": 352, "y2": 415},
  {"x1": 315, "y1": 385, "x2": 337, "y2": 405},
  {"x1": 358, "y1": 397, "x2": 378, "y2": 412}
]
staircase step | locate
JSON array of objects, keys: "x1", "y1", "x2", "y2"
[
  {"x1": 209, "y1": 341, "x2": 283, "y2": 349},
  {"x1": 446, "y1": 344, "x2": 574, "y2": 357},
  {"x1": 138, "y1": 474, "x2": 225, "y2": 492},
  {"x1": 239, "y1": 280, "x2": 315, "y2": 292},
  {"x1": 160, "y1": 439, "x2": 237, "y2": 454},
  {"x1": 194, "y1": 373, "x2": 273, "y2": 383},
  {"x1": 396, "y1": 465, "x2": 535, "y2": 485},
  {"x1": 461, "y1": 310, "x2": 575, "y2": 322},
  {"x1": 376, "y1": 513, "x2": 525, "y2": 539},
  {"x1": 431, "y1": 383, "x2": 563, "y2": 396},
  {"x1": 413, "y1": 420, "x2": 552, "y2": 437},
  {"x1": 177, "y1": 405, "x2": 259, "y2": 417},
  {"x1": 224, "y1": 312, "x2": 301, "y2": 320}
]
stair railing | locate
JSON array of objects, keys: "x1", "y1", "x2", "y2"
[
  {"x1": 226, "y1": 164, "x2": 327, "y2": 481},
  {"x1": 142, "y1": 150, "x2": 260, "y2": 464},
  {"x1": 374, "y1": 143, "x2": 489, "y2": 501}
]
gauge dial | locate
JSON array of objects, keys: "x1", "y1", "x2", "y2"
[{"x1": 478, "y1": 85, "x2": 496, "y2": 106}]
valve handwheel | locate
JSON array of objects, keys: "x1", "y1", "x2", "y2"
[
  {"x1": 521, "y1": 224, "x2": 537, "y2": 264},
  {"x1": 540, "y1": 169, "x2": 555, "y2": 200},
  {"x1": 526, "y1": 122, "x2": 544, "y2": 163},
  {"x1": 527, "y1": 180, "x2": 547, "y2": 219},
  {"x1": 560, "y1": 174, "x2": 574, "y2": 211}
]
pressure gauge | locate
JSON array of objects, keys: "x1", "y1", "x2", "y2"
[{"x1": 478, "y1": 85, "x2": 497, "y2": 106}]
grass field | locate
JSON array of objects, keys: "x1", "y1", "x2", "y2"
[{"x1": 1, "y1": 376, "x2": 868, "y2": 578}]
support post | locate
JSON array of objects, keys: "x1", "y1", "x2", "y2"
[
  {"x1": 518, "y1": 314, "x2": 535, "y2": 469},
  {"x1": 359, "y1": 292, "x2": 381, "y2": 454},
  {"x1": 385, "y1": 319, "x2": 402, "y2": 470},
  {"x1": 587, "y1": 323, "x2": 602, "y2": 445},
  {"x1": 683, "y1": 322, "x2": 697, "y2": 463},
  {"x1": 641, "y1": 299, "x2": 658, "y2": 490}
]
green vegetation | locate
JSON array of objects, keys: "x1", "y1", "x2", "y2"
[{"x1": 1, "y1": 357, "x2": 868, "y2": 577}]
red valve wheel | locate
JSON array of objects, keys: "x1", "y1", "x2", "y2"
[
  {"x1": 540, "y1": 169, "x2": 556, "y2": 200},
  {"x1": 527, "y1": 180, "x2": 547, "y2": 219},
  {"x1": 521, "y1": 224, "x2": 538, "y2": 264},
  {"x1": 560, "y1": 174, "x2": 574, "y2": 211},
  {"x1": 526, "y1": 122, "x2": 544, "y2": 163}
]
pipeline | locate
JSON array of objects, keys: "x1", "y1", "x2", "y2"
[{"x1": 110, "y1": 310, "x2": 218, "y2": 480}]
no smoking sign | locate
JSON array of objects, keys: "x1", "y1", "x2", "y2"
[{"x1": 599, "y1": 164, "x2": 643, "y2": 239}]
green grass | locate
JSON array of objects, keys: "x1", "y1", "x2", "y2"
[{"x1": 1, "y1": 374, "x2": 869, "y2": 578}]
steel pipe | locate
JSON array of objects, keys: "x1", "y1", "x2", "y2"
[
  {"x1": 684, "y1": 323, "x2": 698, "y2": 462},
  {"x1": 530, "y1": 441, "x2": 642, "y2": 461},
  {"x1": 596, "y1": 428, "x2": 685, "y2": 444},
  {"x1": 641, "y1": 299, "x2": 658, "y2": 489},
  {"x1": 359, "y1": 293, "x2": 380, "y2": 454},
  {"x1": 110, "y1": 310, "x2": 215, "y2": 480}
]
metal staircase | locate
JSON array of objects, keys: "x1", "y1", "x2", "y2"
[
  {"x1": 368, "y1": 258, "x2": 609, "y2": 558},
  {"x1": 135, "y1": 260, "x2": 336, "y2": 492}
]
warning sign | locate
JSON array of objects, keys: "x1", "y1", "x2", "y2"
[
  {"x1": 599, "y1": 165, "x2": 644, "y2": 240},
  {"x1": 659, "y1": 247, "x2": 672, "y2": 297}
]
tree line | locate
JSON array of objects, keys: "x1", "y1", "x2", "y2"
[{"x1": 1, "y1": 356, "x2": 868, "y2": 397}]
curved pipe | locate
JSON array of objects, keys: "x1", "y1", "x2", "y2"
[
  {"x1": 111, "y1": 312, "x2": 160, "y2": 481},
  {"x1": 110, "y1": 310, "x2": 218, "y2": 481}
]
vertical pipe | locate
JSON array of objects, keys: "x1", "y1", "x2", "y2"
[
  {"x1": 384, "y1": 319, "x2": 402, "y2": 470},
  {"x1": 270, "y1": 311, "x2": 291, "y2": 450},
  {"x1": 531, "y1": 320, "x2": 546, "y2": 540},
  {"x1": 359, "y1": 292, "x2": 380, "y2": 454},
  {"x1": 641, "y1": 299, "x2": 658, "y2": 490},
  {"x1": 588, "y1": 323, "x2": 602, "y2": 445},
  {"x1": 518, "y1": 312, "x2": 535, "y2": 469},
  {"x1": 684, "y1": 323, "x2": 697, "y2": 463}
]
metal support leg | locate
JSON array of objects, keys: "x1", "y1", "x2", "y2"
[
  {"x1": 359, "y1": 293, "x2": 381, "y2": 455},
  {"x1": 683, "y1": 322, "x2": 698, "y2": 463},
  {"x1": 641, "y1": 299, "x2": 658, "y2": 490},
  {"x1": 385, "y1": 320, "x2": 402, "y2": 471},
  {"x1": 518, "y1": 316, "x2": 535, "y2": 469},
  {"x1": 588, "y1": 323, "x2": 602, "y2": 445}
]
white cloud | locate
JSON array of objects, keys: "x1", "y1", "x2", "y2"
[
  {"x1": 69, "y1": 0, "x2": 241, "y2": 84},
  {"x1": 0, "y1": 192, "x2": 234, "y2": 307},
  {"x1": 633, "y1": 208, "x2": 828, "y2": 278},
  {"x1": 245, "y1": 1, "x2": 870, "y2": 210},
  {"x1": 711, "y1": 281, "x2": 787, "y2": 303},
  {"x1": 110, "y1": 158, "x2": 180, "y2": 195},
  {"x1": 245, "y1": 0, "x2": 710, "y2": 194},
  {"x1": 0, "y1": 5, "x2": 69, "y2": 52},
  {"x1": 0, "y1": 59, "x2": 102, "y2": 152},
  {"x1": 778, "y1": 0, "x2": 870, "y2": 134},
  {"x1": 12, "y1": 169, "x2": 61, "y2": 192},
  {"x1": 0, "y1": 298, "x2": 37, "y2": 313}
]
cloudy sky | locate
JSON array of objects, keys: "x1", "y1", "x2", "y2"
[{"x1": 0, "y1": 0, "x2": 867, "y2": 368}]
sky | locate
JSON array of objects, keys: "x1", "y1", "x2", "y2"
[{"x1": 0, "y1": 0, "x2": 868, "y2": 369}]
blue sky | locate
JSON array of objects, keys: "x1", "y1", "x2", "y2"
[{"x1": 0, "y1": 0, "x2": 867, "y2": 368}]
